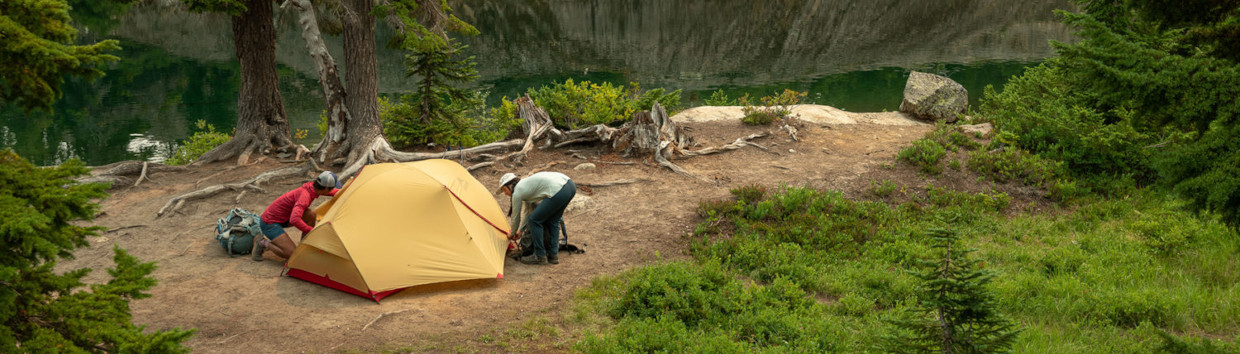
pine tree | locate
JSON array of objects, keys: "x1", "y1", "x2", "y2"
[
  {"x1": 381, "y1": 0, "x2": 482, "y2": 148},
  {"x1": 887, "y1": 228, "x2": 1019, "y2": 353},
  {"x1": 0, "y1": 150, "x2": 193, "y2": 352},
  {"x1": 0, "y1": 0, "x2": 133, "y2": 111}
]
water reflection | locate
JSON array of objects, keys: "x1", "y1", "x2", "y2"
[
  {"x1": 126, "y1": 134, "x2": 174, "y2": 164},
  {"x1": 454, "y1": 0, "x2": 1075, "y2": 89},
  {"x1": 1, "y1": 0, "x2": 1075, "y2": 166},
  {"x1": 0, "y1": 40, "x2": 323, "y2": 166}
]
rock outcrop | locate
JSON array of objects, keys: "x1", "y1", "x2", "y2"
[{"x1": 899, "y1": 71, "x2": 968, "y2": 123}]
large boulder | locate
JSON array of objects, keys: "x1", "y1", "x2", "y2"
[{"x1": 899, "y1": 71, "x2": 968, "y2": 123}]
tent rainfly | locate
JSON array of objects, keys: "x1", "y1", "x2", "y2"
[{"x1": 284, "y1": 159, "x2": 511, "y2": 302}]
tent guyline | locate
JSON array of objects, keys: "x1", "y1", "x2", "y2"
[{"x1": 444, "y1": 185, "x2": 510, "y2": 238}]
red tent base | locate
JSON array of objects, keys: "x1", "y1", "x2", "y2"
[{"x1": 285, "y1": 268, "x2": 403, "y2": 303}]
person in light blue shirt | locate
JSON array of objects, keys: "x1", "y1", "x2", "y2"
[{"x1": 498, "y1": 171, "x2": 576, "y2": 265}]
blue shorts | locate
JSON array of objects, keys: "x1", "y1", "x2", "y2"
[{"x1": 259, "y1": 220, "x2": 288, "y2": 240}]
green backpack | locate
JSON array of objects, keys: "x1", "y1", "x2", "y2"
[{"x1": 215, "y1": 208, "x2": 263, "y2": 256}]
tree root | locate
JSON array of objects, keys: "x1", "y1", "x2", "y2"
[
  {"x1": 682, "y1": 132, "x2": 770, "y2": 156},
  {"x1": 336, "y1": 137, "x2": 525, "y2": 180},
  {"x1": 133, "y1": 162, "x2": 150, "y2": 187},
  {"x1": 654, "y1": 150, "x2": 711, "y2": 183},
  {"x1": 309, "y1": 95, "x2": 772, "y2": 189},
  {"x1": 78, "y1": 161, "x2": 187, "y2": 188},
  {"x1": 453, "y1": 98, "x2": 769, "y2": 183},
  {"x1": 156, "y1": 164, "x2": 315, "y2": 218}
]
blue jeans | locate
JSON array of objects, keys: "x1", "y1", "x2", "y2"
[{"x1": 525, "y1": 180, "x2": 575, "y2": 258}]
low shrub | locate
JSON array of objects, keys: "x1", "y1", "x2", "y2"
[
  {"x1": 924, "y1": 123, "x2": 982, "y2": 152},
  {"x1": 165, "y1": 120, "x2": 231, "y2": 165},
  {"x1": 740, "y1": 89, "x2": 805, "y2": 126},
  {"x1": 967, "y1": 146, "x2": 1066, "y2": 187},
  {"x1": 695, "y1": 199, "x2": 737, "y2": 219},
  {"x1": 703, "y1": 89, "x2": 738, "y2": 106},
  {"x1": 730, "y1": 184, "x2": 768, "y2": 204},
  {"x1": 741, "y1": 110, "x2": 780, "y2": 126},
  {"x1": 585, "y1": 182, "x2": 1240, "y2": 352},
  {"x1": 920, "y1": 185, "x2": 1011, "y2": 212},
  {"x1": 898, "y1": 139, "x2": 947, "y2": 175},
  {"x1": 1131, "y1": 211, "x2": 1203, "y2": 255},
  {"x1": 594, "y1": 261, "x2": 830, "y2": 350},
  {"x1": 523, "y1": 80, "x2": 681, "y2": 129},
  {"x1": 869, "y1": 179, "x2": 898, "y2": 198}
]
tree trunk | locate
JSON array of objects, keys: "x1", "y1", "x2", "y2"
[
  {"x1": 197, "y1": 0, "x2": 295, "y2": 165},
  {"x1": 343, "y1": 0, "x2": 382, "y2": 149},
  {"x1": 316, "y1": 0, "x2": 386, "y2": 177},
  {"x1": 283, "y1": 0, "x2": 351, "y2": 162}
]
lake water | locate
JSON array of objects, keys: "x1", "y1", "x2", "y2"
[{"x1": 0, "y1": 0, "x2": 1074, "y2": 166}]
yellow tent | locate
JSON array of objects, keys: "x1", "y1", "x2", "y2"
[{"x1": 284, "y1": 159, "x2": 511, "y2": 302}]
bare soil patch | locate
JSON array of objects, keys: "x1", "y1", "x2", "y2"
[{"x1": 60, "y1": 113, "x2": 1046, "y2": 352}]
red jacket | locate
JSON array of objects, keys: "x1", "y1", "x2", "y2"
[{"x1": 261, "y1": 182, "x2": 337, "y2": 234}]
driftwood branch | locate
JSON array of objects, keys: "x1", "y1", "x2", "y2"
[
  {"x1": 157, "y1": 165, "x2": 313, "y2": 218},
  {"x1": 466, "y1": 161, "x2": 494, "y2": 172},
  {"x1": 682, "y1": 132, "x2": 769, "y2": 156}
]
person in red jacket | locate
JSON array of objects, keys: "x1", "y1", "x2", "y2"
[{"x1": 252, "y1": 171, "x2": 340, "y2": 261}]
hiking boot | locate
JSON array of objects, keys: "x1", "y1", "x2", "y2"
[
  {"x1": 251, "y1": 238, "x2": 266, "y2": 261},
  {"x1": 547, "y1": 255, "x2": 559, "y2": 265},
  {"x1": 518, "y1": 254, "x2": 547, "y2": 265}
]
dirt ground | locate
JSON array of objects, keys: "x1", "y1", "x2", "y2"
[{"x1": 59, "y1": 110, "x2": 1042, "y2": 353}]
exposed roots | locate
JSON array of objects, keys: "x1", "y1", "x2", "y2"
[
  {"x1": 335, "y1": 137, "x2": 526, "y2": 180},
  {"x1": 193, "y1": 133, "x2": 306, "y2": 167},
  {"x1": 156, "y1": 163, "x2": 316, "y2": 218},
  {"x1": 133, "y1": 162, "x2": 150, "y2": 187},
  {"x1": 451, "y1": 96, "x2": 768, "y2": 183},
  {"x1": 78, "y1": 161, "x2": 187, "y2": 188},
  {"x1": 193, "y1": 136, "x2": 262, "y2": 166},
  {"x1": 682, "y1": 132, "x2": 770, "y2": 157}
]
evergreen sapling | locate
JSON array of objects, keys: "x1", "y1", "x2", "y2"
[{"x1": 886, "y1": 228, "x2": 1019, "y2": 353}]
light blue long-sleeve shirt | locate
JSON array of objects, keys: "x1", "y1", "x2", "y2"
[{"x1": 508, "y1": 171, "x2": 571, "y2": 232}]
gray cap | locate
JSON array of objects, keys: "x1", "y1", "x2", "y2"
[{"x1": 315, "y1": 171, "x2": 338, "y2": 189}]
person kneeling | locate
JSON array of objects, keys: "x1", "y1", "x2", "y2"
[{"x1": 252, "y1": 172, "x2": 339, "y2": 261}]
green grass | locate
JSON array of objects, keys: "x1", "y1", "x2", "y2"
[{"x1": 573, "y1": 185, "x2": 1240, "y2": 352}]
